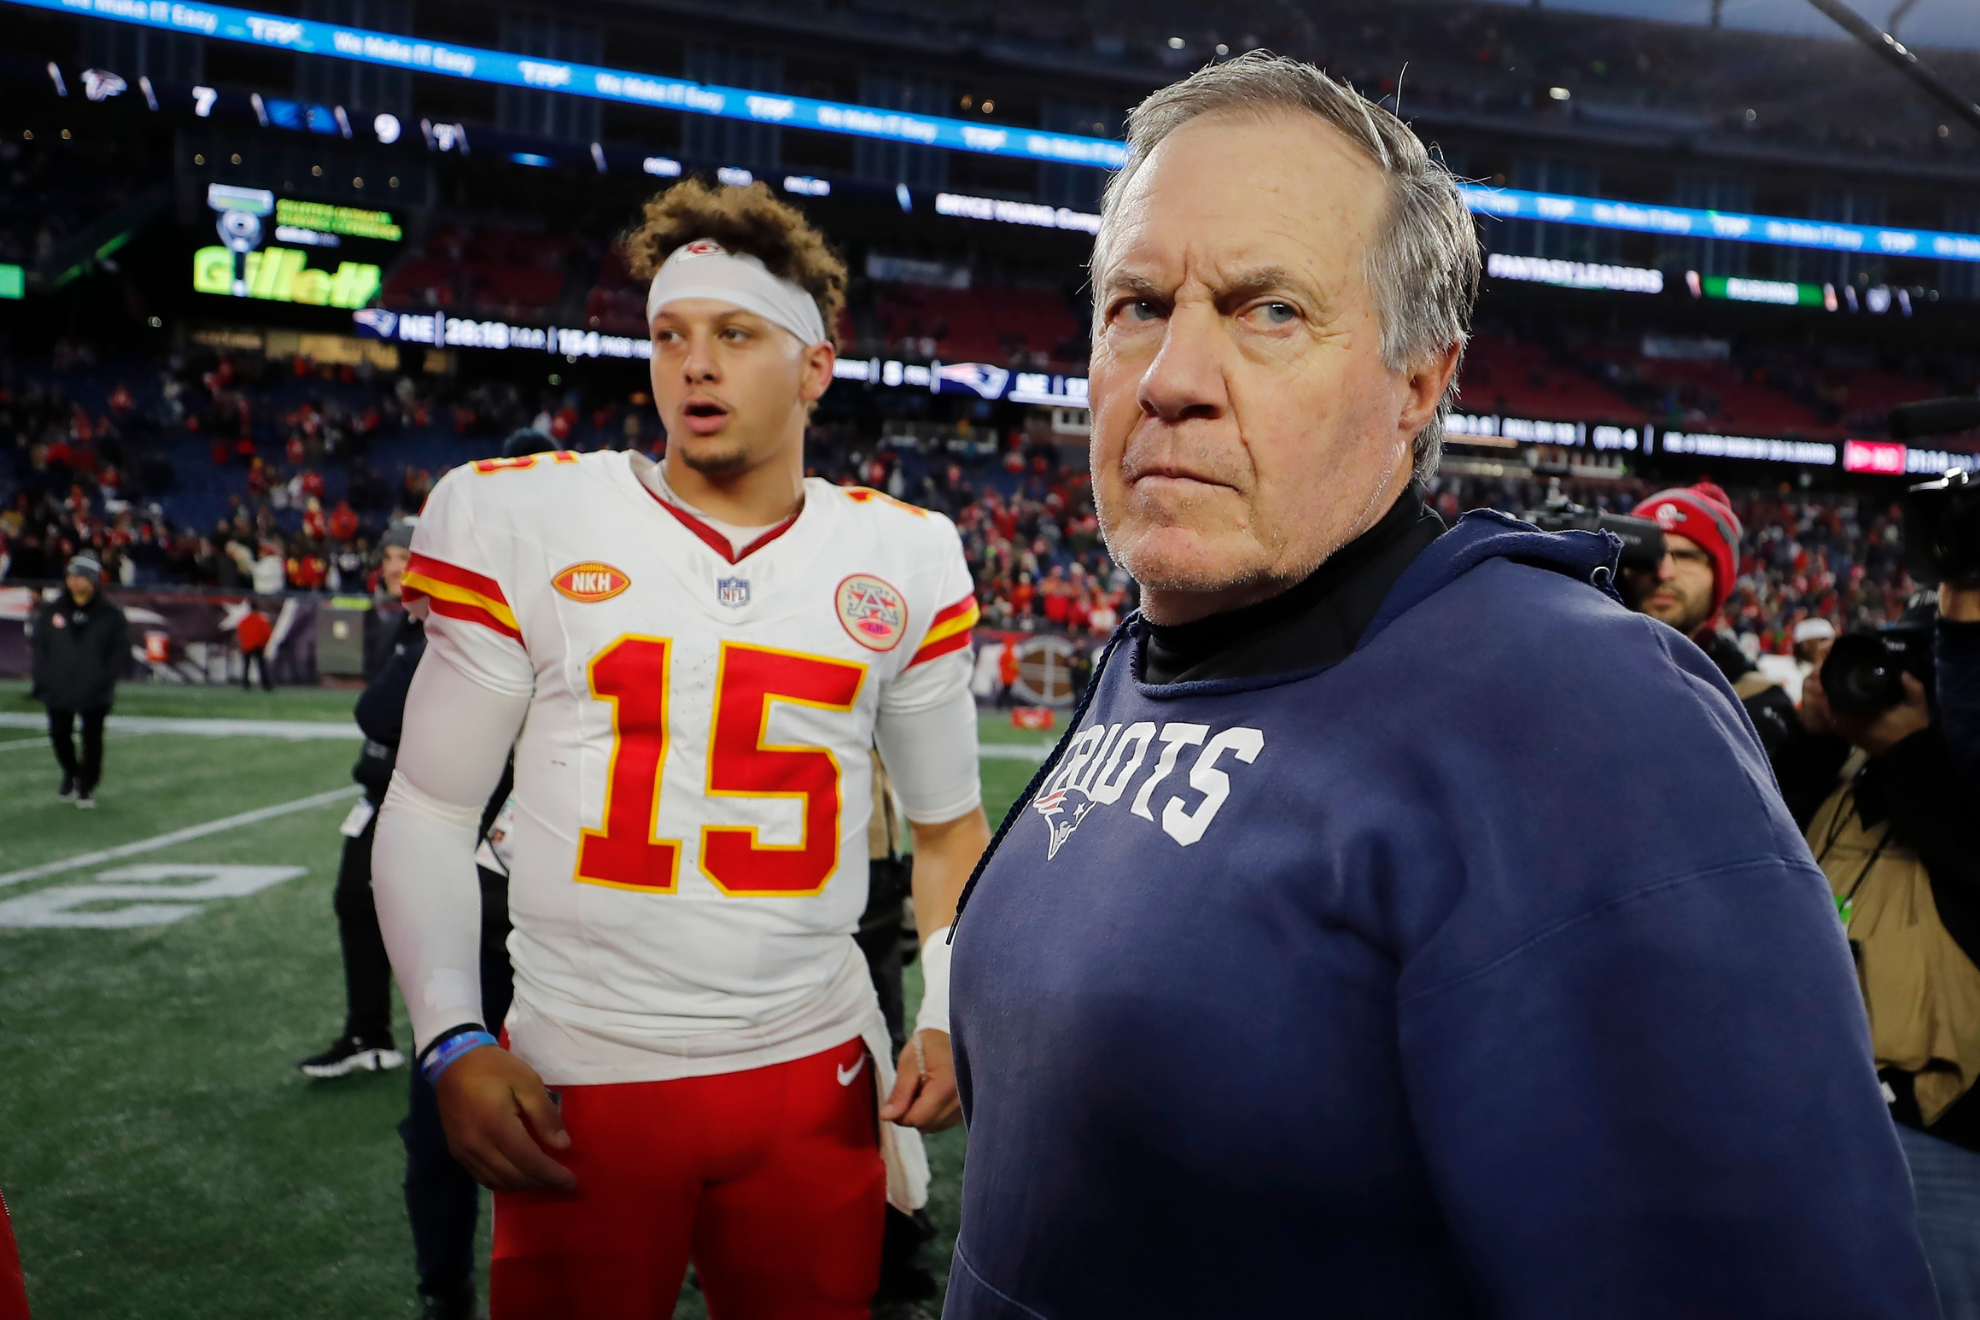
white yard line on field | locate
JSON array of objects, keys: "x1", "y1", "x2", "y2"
[
  {"x1": 0, "y1": 786, "x2": 363, "y2": 889},
  {"x1": 0, "y1": 707, "x2": 1046, "y2": 890},
  {"x1": 978, "y1": 744, "x2": 1048, "y2": 760},
  {"x1": 0, "y1": 713, "x2": 359, "y2": 741},
  {"x1": 0, "y1": 712, "x2": 1054, "y2": 759}
]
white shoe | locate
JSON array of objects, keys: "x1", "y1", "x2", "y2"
[{"x1": 76, "y1": 795, "x2": 97, "y2": 809}]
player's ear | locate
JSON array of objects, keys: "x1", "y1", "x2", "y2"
[{"x1": 798, "y1": 341, "x2": 837, "y2": 406}]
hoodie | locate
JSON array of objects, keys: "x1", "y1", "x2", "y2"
[{"x1": 946, "y1": 511, "x2": 1933, "y2": 1319}]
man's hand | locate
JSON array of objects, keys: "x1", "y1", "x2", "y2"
[
  {"x1": 1801, "y1": 659, "x2": 1837, "y2": 737},
  {"x1": 1833, "y1": 671, "x2": 1932, "y2": 759},
  {"x1": 435, "y1": 1046, "x2": 577, "y2": 1192},
  {"x1": 881, "y1": 1029, "x2": 963, "y2": 1132}
]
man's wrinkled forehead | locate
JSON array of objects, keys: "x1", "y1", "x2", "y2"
[{"x1": 1098, "y1": 110, "x2": 1387, "y2": 292}]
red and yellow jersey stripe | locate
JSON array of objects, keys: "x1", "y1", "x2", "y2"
[
  {"x1": 906, "y1": 594, "x2": 979, "y2": 668},
  {"x1": 402, "y1": 552, "x2": 523, "y2": 643}
]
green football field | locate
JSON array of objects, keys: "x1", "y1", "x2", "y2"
[{"x1": 0, "y1": 678, "x2": 1052, "y2": 1319}]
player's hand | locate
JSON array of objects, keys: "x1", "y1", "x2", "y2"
[
  {"x1": 881, "y1": 1029, "x2": 963, "y2": 1132},
  {"x1": 435, "y1": 1046, "x2": 578, "y2": 1193}
]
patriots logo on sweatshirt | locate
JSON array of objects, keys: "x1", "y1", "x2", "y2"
[{"x1": 1033, "y1": 786, "x2": 1094, "y2": 861}]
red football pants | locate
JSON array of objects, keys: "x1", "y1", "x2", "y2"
[{"x1": 491, "y1": 1037, "x2": 885, "y2": 1320}]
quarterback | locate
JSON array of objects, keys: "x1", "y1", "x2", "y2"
[{"x1": 373, "y1": 179, "x2": 989, "y2": 1319}]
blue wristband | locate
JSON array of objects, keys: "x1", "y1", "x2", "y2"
[{"x1": 420, "y1": 1029, "x2": 498, "y2": 1085}]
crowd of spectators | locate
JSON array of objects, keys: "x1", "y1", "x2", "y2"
[
  {"x1": 0, "y1": 343, "x2": 1937, "y2": 668},
  {"x1": 0, "y1": 345, "x2": 675, "y2": 595},
  {"x1": 1429, "y1": 471, "x2": 1921, "y2": 661}
]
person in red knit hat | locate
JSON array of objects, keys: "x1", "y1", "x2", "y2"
[{"x1": 1624, "y1": 482, "x2": 1797, "y2": 761}]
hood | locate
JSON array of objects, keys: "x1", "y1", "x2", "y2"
[{"x1": 1360, "y1": 508, "x2": 1623, "y2": 651}]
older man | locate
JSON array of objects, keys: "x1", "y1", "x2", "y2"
[{"x1": 944, "y1": 54, "x2": 1933, "y2": 1318}]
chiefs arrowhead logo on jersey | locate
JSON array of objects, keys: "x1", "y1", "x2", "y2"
[
  {"x1": 552, "y1": 562, "x2": 632, "y2": 603},
  {"x1": 682, "y1": 239, "x2": 726, "y2": 257},
  {"x1": 835, "y1": 574, "x2": 907, "y2": 651}
]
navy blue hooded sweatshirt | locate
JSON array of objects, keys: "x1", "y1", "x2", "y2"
[{"x1": 947, "y1": 511, "x2": 1934, "y2": 1319}]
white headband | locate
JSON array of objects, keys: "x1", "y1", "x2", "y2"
[{"x1": 645, "y1": 239, "x2": 828, "y2": 347}]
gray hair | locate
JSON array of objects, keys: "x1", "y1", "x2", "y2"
[{"x1": 1093, "y1": 52, "x2": 1480, "y2": 480}]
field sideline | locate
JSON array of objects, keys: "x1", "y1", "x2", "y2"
[{"x1": 0, "y1": 679, "x2": 1052, "y2": 1319}]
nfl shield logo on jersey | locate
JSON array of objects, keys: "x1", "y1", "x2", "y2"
[{"x1": 717, "y1": 577, "x2": 751, "y2": 608}]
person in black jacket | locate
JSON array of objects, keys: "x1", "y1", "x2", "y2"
[
  {"x1": 29, "y1": 554, "x2": 129, "y2": 809},
  {"x1": 297, "y1": 528, "x2": 422, "y2": 1080}
]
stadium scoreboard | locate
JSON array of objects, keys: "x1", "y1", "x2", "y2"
[{"x1": 191, "y1": 188, "x2": 397, "y2": 311}]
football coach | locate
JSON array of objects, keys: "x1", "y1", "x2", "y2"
[{"x1": 942, "y1": 53, "x2": 1935, "y2": 1320}]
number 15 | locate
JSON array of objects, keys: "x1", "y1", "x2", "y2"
[{"x1": 576, "y1": 637, "x2": 867, "y2": 897}]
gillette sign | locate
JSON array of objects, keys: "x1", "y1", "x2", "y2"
[{"x1": 194, "y1": 184, "x2": 380, "y2": 308}]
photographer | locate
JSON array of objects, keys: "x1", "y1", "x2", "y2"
[
  {"x1": 1623, "y1": 484, "x2": 1798, "y2": 761},
  {"x1": 1794, "y1": 604, "x2": 1980, "y2": 1312}
]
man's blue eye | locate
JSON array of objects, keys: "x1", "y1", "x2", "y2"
[
  {"x1": 1258, "y1": 302, "x2": 1297, "y2": 325},
  {"x1": 1129, "y1": 300, "x2": 1159, "y2": 321}
]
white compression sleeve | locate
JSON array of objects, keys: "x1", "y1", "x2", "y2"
[
  {"x1": 372, "y1": 649, "x2": 529, "y2": 1054},
  {"x1": 874, "y1": 652, "x2": 982, "y2": 824}
]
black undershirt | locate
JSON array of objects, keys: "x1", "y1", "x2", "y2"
[{"x1": 1140, "y1": 481, "x2": 1446, "y2": 685}]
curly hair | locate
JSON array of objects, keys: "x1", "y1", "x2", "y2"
[{"x1": 621, "y1": 178, "x2": 847, "y2": 346}]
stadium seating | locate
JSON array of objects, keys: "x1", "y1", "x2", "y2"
[{"x1": 382, "y1": 226, "x2": 575, "y2": 323}]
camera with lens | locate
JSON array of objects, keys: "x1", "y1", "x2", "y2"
[
  {"x1": 1522, "y1": 480, "x2": 1667, "y2": 574},
  {"x1": 1821, "y1": 626, "x2": 1935, "y2": 718},
  {"x1": 1903, "y1": 469, "x2": 1980, "y2": 586}
]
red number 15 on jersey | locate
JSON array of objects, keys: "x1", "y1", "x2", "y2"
[{"x1": 576, "y1": 638, "x2": 867, "y2": 897}]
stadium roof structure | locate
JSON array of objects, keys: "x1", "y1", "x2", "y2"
[{"x1": 1486, "y1": 0, "x2": 1980, "y2": 52}]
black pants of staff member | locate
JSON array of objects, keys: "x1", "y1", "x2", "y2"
[
  {"x1": 855, "y1": 856, "x2": 940, "y2": 1313},
  {"x1": 334, "y1": 809, "x2": 397, "y2": 1044},
  {"x1": 48, "y1": 706, "x2": 108, "y2": 796},
  {"x1": 242, "y1": 646, "x2": 274, "y2": 692},
  {"x1": 400, "y1": 865, "x2": 514, "y2": 1313}
]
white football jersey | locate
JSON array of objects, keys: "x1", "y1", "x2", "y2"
[{"x1": 403, "y1": 449, "x2": 978, "y2": 1079}]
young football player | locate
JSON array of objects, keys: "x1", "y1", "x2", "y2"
[{"x1": 373, "y1": 179, "x2": 988, "y2": 1319}]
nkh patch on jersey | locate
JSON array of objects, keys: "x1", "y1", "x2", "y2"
[{"x1": 553, "y1": 562, "x2": 632, "y2": 602}]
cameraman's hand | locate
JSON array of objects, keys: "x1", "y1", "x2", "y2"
[
  {"x1": 435, "y1": 1046, "x2": 577, "y2": 1193},
  {"x1": 1833, "y1": 672, "x2": 1932, "y2": 758},
  {"x1": 1801, "y1": 661, "x2": 1837, "y2": 737}
]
